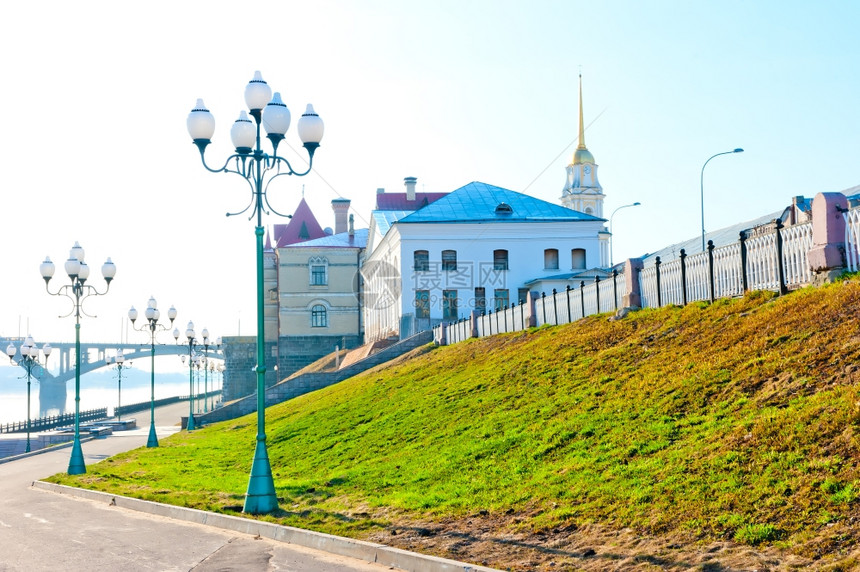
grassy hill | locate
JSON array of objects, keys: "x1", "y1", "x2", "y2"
[{"x1": 48, "y1": 280, "x2": 860, "y2": 570}]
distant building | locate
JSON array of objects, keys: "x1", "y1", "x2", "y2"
[
  {"x1": 272, "y1": 199, "x2": 367, "y2": 376},
  {"x1": 362, "y1": 180, "x2": 607, "y2": 342}
]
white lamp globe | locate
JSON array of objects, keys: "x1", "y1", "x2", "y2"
[
  {"x1": 262, "y1": 92, "x2": 291, "y2": 136},
  {"x1": 64, "y1": 256, "x2": 81, "y2": 279},
  {"x1": 128, "y1": 306, "x2": 139, "y2": 322},
  {"x1": 230, "y1": 111, "x2": 256, "y2": 151},
  {"x1": 244, "y1": 71, "x2": 272, "y2": 112},
  {"x1": 187, "y1": 99, "x2": 216, "y2": 141},
  {"x1": 297, "y1": 104, "x2": 324, "y2": 144},
  {"x1": 40, "y1": 256, "x2": 55, "y2": 280},
  {"x1": 102, "y1": 258, "x2": 116, "y2": 281}
]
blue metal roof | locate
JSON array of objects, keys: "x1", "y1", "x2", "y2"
[
  {"x1": 372, "y1": 210, "x2": 412, "y2": 235},
  {"x1": 397, "y1": 182, "x2": 604, "y2": 224},
  {"x1": 283, "y1": 228, "x2": 368, "y2": 249}
]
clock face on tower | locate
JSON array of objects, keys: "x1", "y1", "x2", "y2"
[{"x1": 584, "y1": 165, "x2": 591, "y2": 174}]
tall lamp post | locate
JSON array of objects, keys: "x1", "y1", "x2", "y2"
[
  {"x1": 175, "y1": 322, "x2": 209, "y2": 430},
  {"x1": 701, "y1": 148, "x2": 744, "y2": 251},
  {"x1": 6, "y1": 336, "x2": 52, "y2": 453},
  {"x1": 129, "y1": 297, "x2": 177, "y2": 447},
  {"x1": 40, "y1": 242, "x2": 116, "y2": 474},
  {"x1": 186, "y1": 71, "x2": 324, "y2": 514},
  {"x1": 609, "y1": 202, "x2": 641, "y2": 268},
  {"x1": 200, "y1": 335, "x2": 221, "y2": 413},
  {"x1": 105, "y1": 350, "x2": 130, "y2": 421}
]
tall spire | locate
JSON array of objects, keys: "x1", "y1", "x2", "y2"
[
  {"x1": 571, "y1": 73, "x2": 595, "y2": 165},
  {"x1": 577, "y1": 73, "x2": 586, "y2": 150}
]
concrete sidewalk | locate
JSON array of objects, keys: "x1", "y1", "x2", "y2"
[{"x1": 0, "y1": 402, "x2": 500, "y2": 572}]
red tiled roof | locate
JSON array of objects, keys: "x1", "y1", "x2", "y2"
[
  {"x1": 273, "y1": 198, "x2": 327, "y2": 247},
  {"x1": 375, "y1": 192, "x2": 448, "y2": 211}
]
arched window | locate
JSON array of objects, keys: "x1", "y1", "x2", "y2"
[
  {"x1": 414, "y1": 250, "x2": 429, "y2": 271},
  {"x1": 493, "y1": 249, "x2": 509, "y2": 270},
  {"x1": 544, "y1": 248, "x2": 559, "y2": 270},
  {"x1": 495, "y1": 203, "x2": 513, "y2": 215},
  {"x1": 571, "y1": 248, "x2": 586, "y2": 270},
  {"x1": 308, "y1": 256, "x2": 328, "y2": 286},
  {"x1": 311, "y1": 304, "x2": 328, "y2": 327},
  {"x1": 442, "y1": 250, "x2": 457, "y2": 271}
]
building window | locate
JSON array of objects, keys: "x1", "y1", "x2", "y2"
[
  {"x1": 414, "y1": 250, "x2": 429, "y2": 272},
  {"x1": 442, "y1": 250, "x2": 457, "y2": 271},
  {"x1": 474, "y1": 287, "x2": 486, "y2": 313},
  {"x1": 571, "y1": 248, "x2": 586, "y2": 270},
  {"x1": 493, "y1": 249, "x2": 509, "y2": 271},
  {"x1": 308, "y1": 256, "x2": 328, "y2": 285},
  {"x1": 544, "y1": 249, "x2": 559, "y2": 270},
  {"x1": 517, "y1": 288, "x2": 530, "y2": 305},
  {"x1": 311, "y1": 304, "x2": 327, "y2": 327},
  {"x1": 415, "y1": 290, "x2": 430, "y2": 318},
  {"x1": 442, "y1": 289, "x2": 458, "y2": 320},
  {"x1": 494, "y1": 289, "x2": 509, "y2": 311}
]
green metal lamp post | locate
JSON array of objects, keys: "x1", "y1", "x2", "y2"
[
  {"x1": 175, "y1": 322, "x2": 210, "y2": 430},
  {"x1": 129, "y1": 297, "x2": 177, "y2": 446},
  {"x1": 186, "y1": 70, "x2": 325, "y2": 514},
  {"x1": 104, "y1": 350, "x2": 130, "y2": 421},
  {"x1": 40, "y1": 242, "x2": 116, "y2": 474},
  {"x1": 6, "y1": 336, "x2": 52, "y2": 453}
]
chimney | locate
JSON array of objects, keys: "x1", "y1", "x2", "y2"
[
  {"x1": 331, "y1": 198, "x2": 350, "y2": 235},
  {"x1": 348, "y1": 213, "x2": 355, "y2": 237},
  {"x1": 377, "y1": 187, "x2": 385, "y2": 194},
  {"x1": 404, "y1": 176, "x2": 417, "y2": 201}
]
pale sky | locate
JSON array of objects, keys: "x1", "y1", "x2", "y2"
[{"x1": 1, "y1": 0, "x2": 858, "y2": 347}]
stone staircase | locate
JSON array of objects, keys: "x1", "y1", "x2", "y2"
[{"x1": 198, "y1": 330, "x2": 433, "y2": 425}]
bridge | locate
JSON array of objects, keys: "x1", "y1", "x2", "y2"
[{"x1": 1, "y1": 337, "x2": 223, "y2": 416}]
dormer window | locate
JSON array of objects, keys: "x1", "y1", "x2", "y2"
[{"x1": 495, "y1": 203, "x2": 513, "y2": 215}]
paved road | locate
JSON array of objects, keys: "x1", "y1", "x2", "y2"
[{"x1": 0, "y1": 403, "x2": 397, "y2": 572}]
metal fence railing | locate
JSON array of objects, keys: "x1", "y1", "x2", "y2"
[{"x1": 434, "y1": 218, "x2": 818, "y2": 347}]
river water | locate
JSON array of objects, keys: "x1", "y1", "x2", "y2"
[{"x1": 0, "y1": 365, "x2": 220, "y2": 425}]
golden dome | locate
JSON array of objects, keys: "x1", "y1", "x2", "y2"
[{"x1": 573, "y1": 147, "x2": 594, "y2": 165}]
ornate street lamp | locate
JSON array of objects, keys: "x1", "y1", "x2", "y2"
[
  {"x1": 609, "y1": 202, "x2": 641, "y2": 268},
  {"x1": 40, "y1": 242, "x2": 116, "y2": 474},
  {"x1": 6, "y1": 336, "x2": 52, "y2": 453},
  {"x1": 186, "y1": 70, "x2": 324, "y2": 514},
  {"x1": 701, "y1": 148, "x2": 744, "y2": 251},
  {"x1": 174, "y1": 322, "x2": 211, "y2": 430},
  {"x1": 105, "y1": 350, "x2": 131, "y2": 421},
  {"x1": 129, "y1": 296, "x2": 177, "y2": 447}
]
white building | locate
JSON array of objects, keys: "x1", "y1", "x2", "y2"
[{"x1": 362, "y1": 181, "x2": 607, "y2": 342}]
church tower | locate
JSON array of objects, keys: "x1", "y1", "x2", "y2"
[{"x1": 561, "y1": 75, "x2": 605, "y2": 217}]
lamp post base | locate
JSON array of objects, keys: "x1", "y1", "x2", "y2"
[
  {"x1": 146, "y1": 424, "x2": 159, "y2": 448},
  {"x1": 68, "y1": 437, "x2": 86, "y2": 475},
  {"x1": 243, "y1": 439, "x2": 278, "y2": 514}
]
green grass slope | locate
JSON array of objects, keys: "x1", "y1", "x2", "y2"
[{"x1": 49, "y1": 280, "x2": 860, "y2": 568}]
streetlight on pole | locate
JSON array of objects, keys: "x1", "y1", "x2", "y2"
[
  {"x1": 609, "y1": 202, "x2": 641, "y2": 268},
  {"x1": 6, "y1": 336, "x2": 51, "y2": 453},
  {"x1": 186, "y1": 70, "x2": 324, "y2": 514},
  {"x1": 701, "y1": 148, "x2": 744, "y2": 251},
  {"x1": 40, "y1": 242, "x2": 116, "y2": 475},
  {"x1": 105, "y1": 350, "x2": 130, "y2": 421},
  {"x1": 175, "y1": 322, "x2": 209, "y2": 430},
  {"x1": 129, "y1": 296, "x2": 177, "y2": 447}
]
